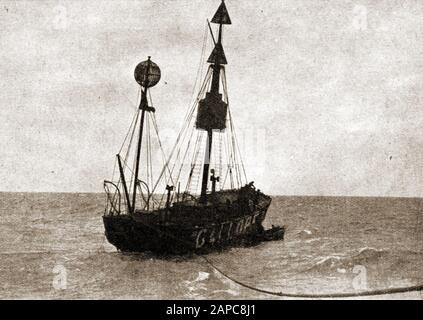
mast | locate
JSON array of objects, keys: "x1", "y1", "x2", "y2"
[
  {"x1": 132, "y1": 57, "x2": 161, "y2": 213},
  {"x1": 198, "y1": 0, "x2": 231, "y2": 203},
  {"x1": 132, "y1": 84, "x2": 148, "y2": 212}
]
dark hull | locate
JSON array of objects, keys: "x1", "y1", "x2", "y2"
[{"x1": 103, "y1": 190, "x2": 274, "y2": 254}]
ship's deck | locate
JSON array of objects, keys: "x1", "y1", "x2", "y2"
[{"x1": 132, "y1": 187, "x2": 272, "y2": 228}]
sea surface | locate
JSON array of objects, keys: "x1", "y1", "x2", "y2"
[{"x1": 0, "y1": 193, "x2": 422, "y2": 300}]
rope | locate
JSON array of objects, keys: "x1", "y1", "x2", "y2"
[
  {"x1": 109, "y1": 209, "x2": 423, "y2": 299},
  {"x1": 202, "y1": 256, "x2": 423, "y2": 298}
]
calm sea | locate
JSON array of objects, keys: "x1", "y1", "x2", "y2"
[{"x1": 0, "y1": 193, "x2": 422, "y2": 299}]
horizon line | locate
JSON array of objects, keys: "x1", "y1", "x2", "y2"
[{"x1": 0, "y1": 191, "x2": 422, "y2": 200}]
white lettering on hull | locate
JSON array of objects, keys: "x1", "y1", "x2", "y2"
[
  {"x1": 194, "y1": 213, "x2": 262, "y2": 249},
  {"x1": 195, "y1": 229, "x2": 207, "y2": 249}
]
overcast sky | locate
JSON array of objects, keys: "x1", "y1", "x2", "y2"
[{"x1": 1, "y1": 0, "x2": 422, "y2": 196}]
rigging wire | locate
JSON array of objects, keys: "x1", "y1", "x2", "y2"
[
  {"x1": 119, "y1": 93, "x2": 141, "y2": 156},
  {"x1": 102, "y1": 14, "x2": 423, "y2": 300},
  {"x1": 226, "y1": 120, "x2": 238, "y2": 188},
  {"x1": 163, "y1": 112, "x2": 195, "y2": 189},
  {"x1": 229, "y1": 111, "x2": 242, "y2": 188},
  {"x1": 174, "y1": 126, "x2": 198, "y2": 190},
  {"x1": 126, "y1": 114, "x2": 139, "y2": 197},
  {"x1": 146, "y1": 114, "x2": 162, "y2": 209},
  {"x1": 151, "y1": 67, "x2": 213, "y2": 197},
  {"x1": 123, "y1": 111, "x2": 140, "y2": 165},
  {"x1": 102, "y1": 29, "x2": 423, "y2": 299},
  {"x1": 223, "y1": 87, "x2": 242, "y2": 187},
  {"x1": 222, "y1": 69, "x2": 248, "y2": 184},
  {"x1": 107, "y1": 21, "x2": 212, "y2": 211},
  {"x1": 124, "y1": 90, "x2": 144, "y2": 199},
  {"x1": 190, "y1": 22, "x2": 209, "y2": 101},
  {"x1": 111, "y1": 88, "x2": 142, "y2": 182},
  {"x1": 185, "y1": 131, "x2": 205, "y2": 196},
  {"x1": 145, "y1": 113, "x2": 152, "y2": 192},
  {"x1": 151, "y1": 113, "x2": 175, "y2": 186},
  {"x1": 221, "y1": 125, "x2": 231, "y2": 189},
  {"x1": 218, "y1": 132, "x2": 223, "y2": 190},
  {"x1": 107, "y1": 89, "x2": 142, "y2": 214},
  {"x1": 161, "y1": 116, "x2": 199, "y2": 205}
]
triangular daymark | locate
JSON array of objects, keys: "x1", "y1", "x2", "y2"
[{"x1": 211, "y1": 1, "x2": 232, "y2": 25}]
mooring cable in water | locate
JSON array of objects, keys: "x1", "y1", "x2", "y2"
[
  {"x1": 202, "y1": 256, "x2": 423, "y2": 299},
  {"x1": 116, "y1": 216, "x2": 423, "y2": 298}
]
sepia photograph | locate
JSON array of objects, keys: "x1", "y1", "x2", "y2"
[{"x1": 0, "y1": 0, "x2": 422, "y2": 306}]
